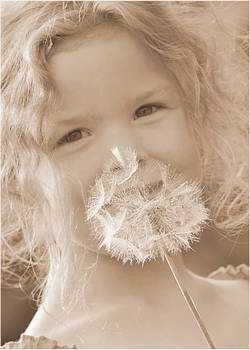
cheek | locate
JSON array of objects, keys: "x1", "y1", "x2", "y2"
[
  {"x1": 162, "y1": 129, "x2": 201, "y2": 179},
  {"x1": 36, "y1": 155, "x2": 88, "y2": 212},
  {"x1": 35, "y1": 158, "x2": 59, "y2": 203},
  {"x1": 53, "y1": 151, "x2": 100, "y2": 197},
  {"x1": 139, "y1": 114, "x2": 201, "y2": 181},
  {"x1": 35, "y1": 156, "x2": 101, "y2": 251}
]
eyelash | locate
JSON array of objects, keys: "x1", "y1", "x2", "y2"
[
  {"x1": 134, "y1": 104, "x2": 163, "y2": 120},
  {"x1": 56, "y1": 104, "x2": 164, "y2": 147},
  {"x1": 57, "y1": 128, "x2": 91, "y2": 146}
]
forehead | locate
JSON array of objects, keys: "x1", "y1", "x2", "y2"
[
  {"x1": 47, "y1": 25, "x2": 180, "y2": 121},
  {"x1": 51, "y1": 23, "x2": 118, "y2": 54},
  {"x1": 48, "y1": 23, "x2": 172, "y2": 85}
]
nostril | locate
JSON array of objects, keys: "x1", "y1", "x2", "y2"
[
  {"x1": 112, "y1": 165, "x2": 122, "y2": 173},
  {"x1": 138, "y1": 159, "x2": 146, "y2": 167},
  {"x1": 111, "y1": 159, "x2": 145, "y2": 173}
]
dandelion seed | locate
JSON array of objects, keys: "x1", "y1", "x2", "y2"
[{"x1": 86, "y1": 147, "x2": 209, "y2": 264}]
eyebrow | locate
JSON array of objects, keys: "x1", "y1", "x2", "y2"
[
  {"x1": 55, "y1": 84, "x2": 177, "y2": 126},
  {"x1": 133, "y1": 85, "x2": 174, "y2": 103},
  {"x1": 56, "y1": 112, "x2": 98, "y2": 126}
]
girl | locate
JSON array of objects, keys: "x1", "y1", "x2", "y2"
[{"x1": 1, "y1": 1, "x2": 248, "y2": 348}]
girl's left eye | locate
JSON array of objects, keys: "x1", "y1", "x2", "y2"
[
  {"x1": 57, "y1": 128, "x2": 91, "y2": 146},
  {"x1": 134, "y1": 104, "x2": 162, "y2": 120}
]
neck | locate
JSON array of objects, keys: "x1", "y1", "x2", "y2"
[
  {"x1": 43, "y1": 246, "x2": 203, "y2": 315},
  {"x1": 39, "y1": 246, "x2": 216, "y2": 349}
]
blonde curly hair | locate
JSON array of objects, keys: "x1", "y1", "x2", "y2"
[{"x1": 1, "y1": 1, "x2": 248, "y2": 305}]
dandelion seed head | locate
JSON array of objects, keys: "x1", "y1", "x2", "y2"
[{"x1": 86, "y1": 147, "x2": 209, "y2": 264}]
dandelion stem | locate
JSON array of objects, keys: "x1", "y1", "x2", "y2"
[{"x1": 165, "y1": 254, "x2": 215, "y2": 349}]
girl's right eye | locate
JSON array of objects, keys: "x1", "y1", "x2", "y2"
[{"x1": 56, "y1": 128, "x2": 91, "y2": 146}]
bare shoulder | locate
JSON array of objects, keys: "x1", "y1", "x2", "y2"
[
  {"x1": 208, "y1": 276, "x2": 249, "y2": 305},
  {"x1": 201, "y1": 273, "x2": 249, "y2": 323},
  {"x1": 203, "y1": 277, "x2": 249, "y2": 348},
  {"x1": 24, "y1": 303, "x2": 130, "y2": 349}
]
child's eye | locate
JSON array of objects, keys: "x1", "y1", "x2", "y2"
[
  {"x1": 134, "y1": 104, "x2": 162, "y2": 120},
  {"x1": 57, "y1": 128, "x2": 91, "y2": 146}
]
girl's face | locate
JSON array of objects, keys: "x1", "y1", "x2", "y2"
[{"x1": 43, "y1": 26, "x2": 201, "y2": 250}]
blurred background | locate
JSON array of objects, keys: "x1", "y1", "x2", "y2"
[{"x1": 1, "y1": 1, "x2": 249, "y2": 346}]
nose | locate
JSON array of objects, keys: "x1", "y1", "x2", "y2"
[
  {"x1": 110, "y1": 158, "x2": 146, "y2": 174},
  {"x1": 102, "y1": 127, "x2": 148, "y2": 171}
]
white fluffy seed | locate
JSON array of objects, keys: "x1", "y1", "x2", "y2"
[{"x1": 86, "y1": 147, "x2": 209, "y2": 264}]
